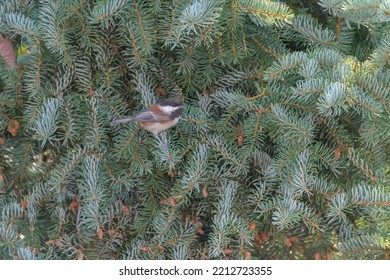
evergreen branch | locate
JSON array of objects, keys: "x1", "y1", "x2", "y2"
[
  {"x1": 245, "y1": 92, "x2": 267, "y2": 101},
  {"x1": 59, "y1": 96, "x2": 75, "y2": 146},
  {"x1": 100, "y1": 158, "x2": 125, "y2": 184},
  {"x1": 165, "y1": 0, "x2": 180, "y2": 45},
  {"x1": 112, "y1": 122, "x2": 144, "y2": 167},
  {"x1": 361, "y1": 116, "x2": 378, "y2": 149},
  {"x1": 231, "y1": 217, "x2": 253, "y2": 246},
  {"x1": 209, "y1": 180, "x2": 238, "y2": 258},
  {"x1": 379, "y1": 2, "x2": 390, "y2": 21},
  {"x1": 122, "y1": 126, "x2": 140, "y2": 155},
  {"x1": 153, "y1": 133, "x2": 176, "y2": 172},
  {"x1": 0, "y1": 225, "x2": 23, "y2": 255},
  {"x1": 335, "y1": 17, "x2": 342, "y2": 41},
  {"x1": 94, "y1": 231, "x2": 123, "y2": 259},
  {"x1": 321, "y1": 118, "x2": 351, "y2": 150},
  {"x1": 299, "y1": 59, "x2": 319, "y2": 79},
  {"x1": 318, "y1": 0, "x2": 345, "y2": 17},
  {"x1": 208, "y1": 135, "x2": 248, "y2": 174},
  {"x1": 182, "y1": 118, "x2": 206, "y2": 124},
  {"x1": 16, "y1": 141, "x2": 35, "y2": 182},
  {"x1": 178, "y1": 0, "x2": 222, "y2": 35},
  {"x1": 28, "y1": 182, "x2": 53, "y2": 205},
  {"x1": 179, "y1": 143, "x2": 208, "y2": 193},
  {"x1": 352, "y1": 201, "x2": 390, "y2": 206},
  {"x1": 350, "y1": 94, "x2": 381, "y2": 117},
  {"x1": 290, "y1": 149, "x2": 311, "y2": 193},
  {"x1": 269, "y1": 104, "x2": 314, "y2": 145},
  {"x1": 74, "y1": 57, "x2": 94, "y2": 94},
  {"x1": 0, "y1": 109, "x2": 10, "y2": 122},
  {"x1": 215, "y1": 69, "x2": 248, "y2": 89},
  {"x1": 63, "y1": 2, "x2": 88, "y2": 35},
  {"x1": 325, "y1": 193, "x2": 351, "y2": 226},
  {"x1": 271, "y1": 200, "x2": 302, "y2": 231},
  {"x1": 30, "y1": 98, "x2": 62, "y2": 147},
  {"x1": 354, "y1": 74, "x2": 390, "y2": 111},
  {"x1": 299, "y1": 209, "x2": 322, "y2": 233},
  {"x1": 2, "y1": 202, "x2": 24, "y2": 223},
  {"x1": 347, "y1": 148, "x2": 378, "y2": 183},
  {"x1": 123, "y1": 2, "x2": 156, "y2": 65},
  {"x1": 286, "y1": 14, "x2": 337, "y2": 48},
  {"x1": 316, "y1": 82, "x2": 348, "y2": 118},
  {"x1": 238, "y1": 0, "x2": 293, "y2": 27},
  {"x1": 251, "y1": 110, "x2": 263, "y2": 150},
  {"x1": 155, "y1": 207, "x2": 176, "y2": 244},
  {"x1": 251, "y1": 36, "x2": 281, "y2": 59},
  {"x1": 134, "y1": 71, "x2": 156, "y2": 107},
  {"x1": 1, "y1": 0, "x2": 389, "y2": 260},
  {"x1": 309, "y1": 142, "x2": 342, "y2": 176},
  {"x1": 292, "y1": 78, "x2": 327, "y2": 95},
  {"x1": 240, "y1": 4, "x2": 290, "y2": 20},
  {"x1": 284, "y1": 102, "x2": 316, "y2": 113},
  {"x1": 256, "y1": 196, "x2": 281, "y2": 218},
  {"x1": 14, "y1": 66, "x2": 23, "y2": 106},
  {"x1": 311, "y1": 178, "x2": 341, "y2": 197},
  {"x1": 91, "y1": 0, "x2": 128, "y2": 22},
  {"x1": 341, "y1": 0, "x2": 380, "y2": 23},
  {"x1": 4, "y1": 12, "x2": 37, "y2": 37},
  {"x1": 51, "y1": 147, "x2": 85, "y2": 187},
  {"x1": 264, "y1": 52, "x2": 308, "y2": 80},
  {"x1": 92, "y1": 99, "x2": 100, "y2": 145},
  {"x1": 40, "y1": 1, "x2": 74, "y2": 63},
  {"x1": 339, "y1": 235, "x2": 386, "y2": 258},
  {"x1": 351, "y1": 184, "x2": 390, "y2": 205},
  {"x1": 172, "y1": 243, "x2": 189, "y2": 260},
  {"x1": 54, "y1": 66, "x2": 74, "y2": 97},
  {"x1": 100, "y1": 94, "x2": 123, "y2": 119},
  {"x1": 311, "y1": 48, "x2": 345, "y2": 68},
  {"x1": 133, "y1": 1, "x2": 149, "y2": 52},
  {"x1": 25, "y1": 93, "x2": 45, "y2": 126},
  {"x1": 17, "y1": 248, "x2": 35, "y2": 260}
]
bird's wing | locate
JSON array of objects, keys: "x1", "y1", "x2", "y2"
[
  {"x1": 135, "y1": 109, "x2": 171, "y2": 122},
  {"x1": 111, "y1": 106, "x2": 171, "y2": 125},
  {"x1": 110, "y1": 116, "x2": 137, "y2": 124}
]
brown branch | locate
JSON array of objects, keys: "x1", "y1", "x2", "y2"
[
  {"x1": 251, "y1": 36, "x2": 281, "y2": 59},
  {"x1": 134, "y1": 0, "x2": 148, "y2": 49},
  {"x1": 351, "y1": 96, "x2": 379, "y2": 115},
  {"x1": 335, "y1": 17, "x2": 341, "y2": 42},
  {"x1": 182, "y1": 118, "x2": 205, "y2": 123},
  {"x1": 129, "y1": 29, "x2": 142, "y2": 63},
  {"x1": 240, "y1": 5, "x2": 290, "y2": 20},
  {"x1": 352, "y1": 201, "x2": 390, "y2": 206},
  {"x1": 59, "y1": 151, "x2": 85, "y2": 185}
]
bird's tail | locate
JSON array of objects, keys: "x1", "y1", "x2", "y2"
[{"x1": 110, "y1": 116, "x2": 137, "y2": 125}]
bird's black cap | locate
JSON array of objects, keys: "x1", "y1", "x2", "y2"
[{"x1": 159, "y1": 97, "x2": 183, "y2": 107}]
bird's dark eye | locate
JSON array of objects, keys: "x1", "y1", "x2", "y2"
[{"x1": 170, "y1": 108, "x2": 183, "y2": 119}]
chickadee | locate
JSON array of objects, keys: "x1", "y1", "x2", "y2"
[{"x1": 111, "y1": 97, "x2": 183, "y2": 134}]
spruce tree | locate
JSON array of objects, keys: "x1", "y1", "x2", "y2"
[{"x1": 0, "y1": 0, "x2": 389, "y2": 260}]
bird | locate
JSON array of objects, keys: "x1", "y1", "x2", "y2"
[{"x1": 111, "y1": 97, "x2": 183, "y2": 134}]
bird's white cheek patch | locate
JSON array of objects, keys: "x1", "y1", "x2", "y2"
[{"x1": 159, "y1": 105, "x2": 179, "y2": 114}]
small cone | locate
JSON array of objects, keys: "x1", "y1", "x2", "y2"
[{"x1": 0, "y1": 38, "x2": 16, "y2": 68}]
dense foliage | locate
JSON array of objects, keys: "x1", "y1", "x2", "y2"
[{"x1": 1, "y1": 0, "x2": 390, "y2": 260}]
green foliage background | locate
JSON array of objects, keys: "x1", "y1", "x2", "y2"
[{"x1": 0, "y1": 0, "x2": 390, "y2": 260}]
